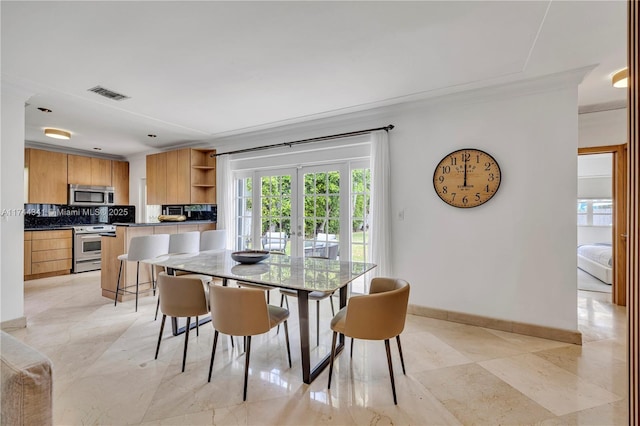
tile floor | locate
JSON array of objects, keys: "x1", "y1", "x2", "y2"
[{"x1": 5, "y1": 271, "x2": 628, "y2": 425}]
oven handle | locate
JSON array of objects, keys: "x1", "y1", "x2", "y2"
[{"x1": 77, "y1": 234, "x2": 102, "y2": 239}]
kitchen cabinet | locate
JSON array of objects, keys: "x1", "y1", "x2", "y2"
[
  {"x1": 68, "y1": 155, "x2": 112, "y2": 186},
  {"x1": 25, "y1": 148, "x2": 68, "y2": 204},
  {"x1": 24, "y1": 232, "x2": 32, "y2": 276},
  {"x1": 26, "y1": 149, "x2": 130, "y2": 204},
  {"x1": 146, "y1": 148, "x2": 216, "y2": 205},
  {"x1": 112, "y1": 160, "x2": 129, "y2": 204},
  {"x1": 25, "y1": 229, "x2": 72, "y2": 280}
]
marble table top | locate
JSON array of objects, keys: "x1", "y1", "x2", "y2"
[{"x1": 151, "y1": 249, "x2": 376, "y2": 293}]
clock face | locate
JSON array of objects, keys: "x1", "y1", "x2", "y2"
[{"x1": 433, "y1": 149, "x2": 501, "y2": 208}]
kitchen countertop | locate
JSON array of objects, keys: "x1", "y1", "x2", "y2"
[
  {"x1": 25, "y1": 226, "x2": 75, "y2": 231},
  {"x1": 113, "y1": 220, "x2": 215, "y2": 227}
]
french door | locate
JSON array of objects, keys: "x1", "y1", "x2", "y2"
[{"x1": 235, "y1": 164, "x2": 349, "y2": 259}]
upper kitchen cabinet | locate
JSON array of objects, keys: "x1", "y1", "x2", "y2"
[
  {"x1": 146, "y1": 148, "x2": 216, "y2": 205},
  {"x1": 111, "y1": 160, "x2": 130, "y2": 205},
  {"x1": 68, "y1": 155, "x2": 112, "y2": 186},
  {"x1": 25, "y1": 148, "x2": 68, "y2": 204}
]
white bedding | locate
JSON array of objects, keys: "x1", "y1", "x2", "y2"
[{"x1": 577, "y1": 243, "x2": 612, "y2": 284}]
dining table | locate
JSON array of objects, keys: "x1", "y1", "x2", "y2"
[{"x1": 150, "y1": 249, "x2": 376, "y2": 384}]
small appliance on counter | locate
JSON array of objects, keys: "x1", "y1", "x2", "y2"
[{"x1": 163, "y1": 205, "x2": 184, "y2": 215}]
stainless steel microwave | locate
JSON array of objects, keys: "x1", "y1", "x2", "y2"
[{"x1": 68, "y1": 184, "x2": 115, "y2": 206}]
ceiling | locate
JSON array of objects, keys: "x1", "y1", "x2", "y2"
[{"x1": 1, "y1": 1, "x2": 627, "y2": 159}]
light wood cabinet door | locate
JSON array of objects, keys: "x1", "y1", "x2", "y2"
[
  {"x1": 112, "y1": 160, "x2": 129, "y2": 205},
  {"x1": 67, "y1": 154, "x2": 92, "y2": 185},
  {"x1": 165, "y1": 150, "x2": 178, "y2": 204},
  {"x1": 24, "y1": 237, "x2": 32, "y2": 276},
  {"x1": 26, "y1": 148, "x2": 68, "y2": 204},
  {"x1": 91, "y1": 158, "x2": 112, "y2": 186},
  {"x1": 146, "y1": 153, "x2": 167, "y2": 205}
]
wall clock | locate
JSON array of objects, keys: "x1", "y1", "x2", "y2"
[{"x1": 433, "y1": 148, "x2": 501, "y2": 208}]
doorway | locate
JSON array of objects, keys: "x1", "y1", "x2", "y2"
[{"x1": 578, "y1": 145, "x2": 627, "y2": 306}]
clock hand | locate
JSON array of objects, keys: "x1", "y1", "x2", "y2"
[{"x1": 463, "y1": 153, "x2": 467, "y2": 187}]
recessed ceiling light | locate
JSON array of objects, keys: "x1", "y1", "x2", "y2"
[
  {"x1": 93, "y1": 147, "x2": 102, "y2": 151},
  {"x1": 44, "y1": 128, "x2": 71, "y2": 140},
  {"x1": 148, "y1": 134, "x2": 157, "y2": 138},
  {"x1": 612, "y1": 68, "x2": 628, "y2": 88},
  {"x1": 37, "y1": 107, "x2": 52, "y2": 113}
]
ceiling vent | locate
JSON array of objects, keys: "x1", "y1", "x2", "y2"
[{"x1": 87, "y1": 86, "x2": 130, "y2": 101}]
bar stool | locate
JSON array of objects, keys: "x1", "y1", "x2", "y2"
[
  {"x1": 200, "y1": 229, "x2": 226, "y2": 251},
  {"x1": 114, "y1": 234, "x2": 170, "y2": 312}
]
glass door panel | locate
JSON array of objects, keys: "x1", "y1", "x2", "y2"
[
  {"x1": 257, "y1": 171, "x2": 295, "y2": 255},
  {"x1": 299, "y1": 166, "x2": 347, "y2": 259}
]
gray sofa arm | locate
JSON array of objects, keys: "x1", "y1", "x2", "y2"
[{"x1": 1, "y1": 331, "x2": 53, "y2": 426}]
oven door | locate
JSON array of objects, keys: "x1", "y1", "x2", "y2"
[{"x1": 74, "y1": 233, "x2": 103, "y2": 272}]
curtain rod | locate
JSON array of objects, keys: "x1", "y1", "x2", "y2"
[{"x1": 210, "y1": 124, "x2": 394, "y2": 157}]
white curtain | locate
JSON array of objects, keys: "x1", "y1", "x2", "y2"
[
  {"x1": 369, "y1": 130, "x2": 392, "y2": 277},
  {"x1": 215, "y1": 154, "x2": 234, "y2": 249}
]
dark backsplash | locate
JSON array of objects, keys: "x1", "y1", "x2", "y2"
[
  {"x1": 182, "y1": 204, "x2": 217, "y2": 222},
  {"x1": 24, "y1": 204, "x2": 136, "y2": 229}
]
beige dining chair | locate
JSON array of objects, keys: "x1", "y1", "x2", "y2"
[
  {"x1": 115, "y1": 234, "x2": 170, "y2": 312},
  {"x1": 155, "y1": 273, "x2": 209, "y2": 372},
  {"x1": 327, "y1": 277, "x2": 410, "y2": 405},
  {"x1": 278, "y1": 288, "x2": 335, "y2": 346},
  {"x1": 207, "y1": 284, "x2": 292, "y2": 401},
  {"x1": 236, "y1": 250, "x2": 284, "y2": 303},
  {"x1": 155, "y1": 231, "x2": 205, "y2": 320}
]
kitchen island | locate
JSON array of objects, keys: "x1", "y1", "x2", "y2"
[{"x1": 100, "y1": 221, "x2": 216, "y2": 301}]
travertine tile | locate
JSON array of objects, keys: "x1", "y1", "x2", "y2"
[
  {"x1": 415, "y1": 363, "x2": 556, "y2": 425},
  {"x1": 6, "y1": 271, "x2": 627, "y2": 425},
  {"x1": 479, "y1": 353, "x2": 621, "y2": 416}
]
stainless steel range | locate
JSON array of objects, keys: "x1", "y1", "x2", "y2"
[{"x1": 72, "y1": 225, "x2": 116, "y2": 273}]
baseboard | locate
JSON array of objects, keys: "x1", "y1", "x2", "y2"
[
  {"x1": 0, "y1": 316, "x2": 27, "y2": 331},
  {"x1": 408, "y1": 304, "x2": 582, "y2": 345}
]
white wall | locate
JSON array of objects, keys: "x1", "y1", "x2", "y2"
[
  {"x1": 1, "y1": 83, "x2": 30, "y2": 323},
  {"x1": 127, "y1": 154, "x2": 147, "y2": 223},
  {"x1": 210, "y1": 70, "x2": 585, "y2": 331},
  {"x1": 578, "y1": 108, "x2": 626, "y2": 148}
]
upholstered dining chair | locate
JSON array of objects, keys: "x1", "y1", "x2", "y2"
[
  {"x1": 278, "y1": 287, "x2": 335, "y2": 346},
  {"x1": 155, "y1": 273, "x2": 209, "y2": 372},
  {"x1": 115, "y1": 234, "x2": 170, "y2": 312},
  {"x1": 327, "y1": 277, "x2": 410, "y2": 405},
  {"x1": 236, "y1": 250, "x2": 284, "y2": 304},
  {"x1": 207, "y1": 284, "x2": 292, "y2": 401},
  {"x1": 154, "y1": 231, "x2": 203, "y2": 320}
]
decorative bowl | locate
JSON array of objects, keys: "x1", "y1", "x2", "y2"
[{"x1": 231, "y1": 250, "x2": 270, "y2": 264}]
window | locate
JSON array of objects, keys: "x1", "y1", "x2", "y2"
[{"x1": 577, "y1": 199, "x2": 612, "y2": 226}]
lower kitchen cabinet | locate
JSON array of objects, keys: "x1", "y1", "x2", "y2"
[{"x1": 25, "y1": 230, "x2": 73, "y2": 280}]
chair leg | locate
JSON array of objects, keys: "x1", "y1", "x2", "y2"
[
  {"x1": 230, "y1": 335, "x2": 235, "y2": 348},
  {"x1": 208, "y1": 330, "x2": 219, "y2": 382},
  {"x1": 384, "y1": 339, "x2": 397, "y2": 405},
  {"x1": 243, "y1": 336, "x2": 252, "y2": 401},
  {"x1": 114, "y1": 260, "x2": 123, "y2": 307},
  {"x1": 276, "y1": 294, "x2": 286, "y2": 335},
  {"x1": 350, "y1": 337, "x2": 354, "y2": 358},
  {"x1": 196, "y1": 316, "x2": 199, "y2": 336},
  {"x1": 327, "y1": 331, "x2": 338, "y2": 389},
  {"x1": 135, "y1": 261, "x2": 140, "y2": 312},
  {"x1": 182, "y1": 317, "x2": 191, "y2": 372},
  {"x1": 152, "y1": 264, "x2": 157, "y2": 296},
  {"x1": 283, "y1": 320, "x2": 292, "y2": 368},
  {"x1": 155, "y1": 298, "x2": 160, "y2": 321},
  {"x1": 155, "y1": 314, "x2": 166, "y2": 359},
  {"x1": 329, "y1": 293, "x2": 335, "y2": 316},
  {"x1": 396, "y1": 335, "x2": 406, "y2": 375}
]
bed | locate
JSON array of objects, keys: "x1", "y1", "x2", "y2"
[{"x1": 577, "y1": 243, "x2": 613, "y2": 285}]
